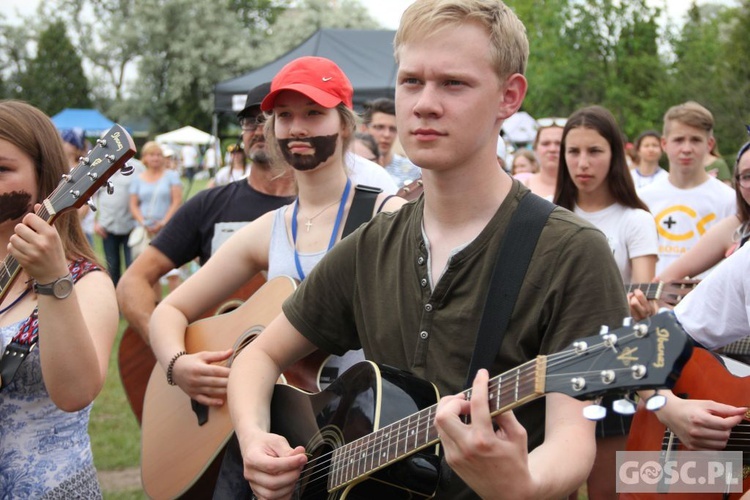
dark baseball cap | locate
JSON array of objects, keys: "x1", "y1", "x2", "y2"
[{"x1": 237, "y1": 82, "x2": 272, "y2": 119}]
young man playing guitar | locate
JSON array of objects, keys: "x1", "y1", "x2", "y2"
[{"x1": 223, "y1": 1, "x2": 630, "y2": 498}]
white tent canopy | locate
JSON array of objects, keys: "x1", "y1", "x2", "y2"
[
  {"x1": 502, "y1": 111, "x2": 538, "y2": 144},
  {"x1": 155, "y1": 126, "x2": 216, "y2": 145}
]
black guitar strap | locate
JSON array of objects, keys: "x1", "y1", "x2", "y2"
[
  {"x1": 342, "y1": 184, "x2": 383, "y2": 237},
  {"x1": 464, "y1": 192, "x2": 555, "y2": 388}
]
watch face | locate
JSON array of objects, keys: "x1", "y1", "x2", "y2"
[{"x1": 53, "y1": 277, "x2": 74, "y2": 299}]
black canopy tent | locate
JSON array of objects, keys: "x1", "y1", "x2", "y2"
[{"x1": 213, "y1": 28, "x2": 398, "y2": 115}]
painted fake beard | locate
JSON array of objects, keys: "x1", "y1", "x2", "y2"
[
  {"x1": 278, "y1": 134, "x2": 338, "y2": 171},
  {"x1": 0, "y1": 191, "x2": 32, "y2": 223}
]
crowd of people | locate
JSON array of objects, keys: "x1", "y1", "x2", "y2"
[{"x1": 1, "y1": 0, "x2": 748, "y2": 498}]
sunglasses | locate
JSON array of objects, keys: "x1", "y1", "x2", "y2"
[
  {"x1": 537, "y1": 117, "x2": 568, "y2": 128},
  {"x1": 239, "y1": 114, "x2": 266, "y2": 132}
]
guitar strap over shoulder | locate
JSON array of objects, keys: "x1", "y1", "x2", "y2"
[
  {"x1": 464, "y1": 192, "x2": 555, "y2": 388},
  {"x1": 342, "y1": 184, "x2": 383, "y2": 237}
]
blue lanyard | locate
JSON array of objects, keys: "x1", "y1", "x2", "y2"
[
  {"x1": 291, "y1": 178, "x2": 351, "y2": 281},
  {"x1": 0, "y1": 287, "x2": 31, "y2": 316}
]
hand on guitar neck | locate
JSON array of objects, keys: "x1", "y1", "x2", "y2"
[{"x1": 626, "y1": 278, "x2": 700, "y2": 321}]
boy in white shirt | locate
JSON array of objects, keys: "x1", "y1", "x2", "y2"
[{"x1": 638, "y1": 101, "x2": 734, "y2": 276}]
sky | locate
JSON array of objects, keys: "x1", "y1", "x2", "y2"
[{"x1": 4, "y1": 0, "x2": 735, "y2": 29}]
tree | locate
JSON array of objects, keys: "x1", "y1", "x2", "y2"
[
  {"x1": 720, "y1": 0, "x2": 750, "y2": 156},
  {"x1": 0, "y1": 12, "x2": 38, "y2": 99},
  {"x1": 668, "y1": 2, "x2": 746, "y2": 158},
  {"x1": 123, "y1": 0, "x2": 257, "y2": 132},
  {"x1": 515, "y1": 0, "x2": 668, "y2": 141},
  {"x1": 19, "y1": 20, "x2": 91, "y2": 116},
  {"x1": 251, "y1": 0, "x2": 380, "y2": 66}
]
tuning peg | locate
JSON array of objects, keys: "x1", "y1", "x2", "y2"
[
  {"x1": 645, "y1": 391, "x2": 667, "y2": 411},
  {"x1": 79, "y1": 156, "x2": 90, "y2": 165},
  {"x1": 86, "y1": 199, "x2": 97, "y2": 212},
  {"x1": 599, "y1": 325, "x2": 610, "y2": 335},
  {"x1": 121, "y1": 163, "x2": 135, "y2": 176},
  {"x1": 622, "y1": 317, "x2": 633, "y2": 327},
  {"x1": 96, "y1": 138, "x2": 107, "y2": 147},
  {"x1": 612, "y1": 397, "x2": 637, "y2": 415},
  {"x1": 583, "y1": 400, "x2": 607, "y2": 421},
  {"x1": 106, "y1": 181, "x2": 115, "y2": 195}
]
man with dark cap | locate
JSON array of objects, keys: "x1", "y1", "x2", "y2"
[{"x1": 117, "y1": 82, "x2": 296, "y2": 345}]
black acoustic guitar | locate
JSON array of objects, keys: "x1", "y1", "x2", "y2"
[{"x1": 225, "y1": 311, "x2": 692, "y2": 499}]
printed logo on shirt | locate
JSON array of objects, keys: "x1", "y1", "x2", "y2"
[{"x1": 654, "y1": 205, "x2": 716, "y2": 242}]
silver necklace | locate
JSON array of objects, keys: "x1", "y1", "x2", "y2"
[{"x1": 298, "y1": 199, "x2": 341, "y2": 232}]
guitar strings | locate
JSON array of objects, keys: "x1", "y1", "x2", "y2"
[
  {"x1": 661, "y1": 424, "x2": 750, "y2": 449},
  {"x1": 296, "y1": 333, "x2": 645, "y2": 488},
  {"x1": 293, "y1": 334, "x2": 641, "y2": 490}
]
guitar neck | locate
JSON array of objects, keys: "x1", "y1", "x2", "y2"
[
  {"x1": 721, "y1": 337, "x2": 750, "y2": 357},
  {"x1": 0, "y1": 204, "x2": 55, "y2": 302},
  {"x1": 329, "y1": 358, "x2": 545, "y2": 490},
  {"x1": 624, "y1": 282, "x2": 664, "y2": 301}
]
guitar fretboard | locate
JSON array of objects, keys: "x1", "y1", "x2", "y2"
[
  {"x1": 624, "y1": 282, "x2": 663, "y2": 301},
  {"x1": 328, "y1": 357, "x2": 546, "y2": 490},
  {"x1": 0, "y1": 205, "x2": 53, "y2": 302},
  {"x1": 721, "y1": 336, "x2": 750, "y2": 357}
]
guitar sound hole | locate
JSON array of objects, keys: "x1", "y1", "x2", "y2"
[
  {"x1": 298, "y1": 442, "x2": 336, "y2": 499},
  {"x1": 215, "y1": 299, "x2": 244, "y2": 315}
]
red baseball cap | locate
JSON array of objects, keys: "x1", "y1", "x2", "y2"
[{"x1": 261, "y1": 56, "x2": 353, "y2": 111}]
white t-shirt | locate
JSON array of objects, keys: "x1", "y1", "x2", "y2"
[
  {"x1": 574, "y1": 203, "x2": 658, "y2": 283},
  {"x1": 345, "y1": 152, "x2": 398, "y2": 195},
  {"x1": 674, "y1": 241, "x2": 750, "y2": 349},
  {"x1": 213, "y1": 165, "x2": 250, "y2": 186},
  {"x1": 638, "y1": 176, "x2": 735, "y2": 276},
  {"x1": 181, "y1": 144, "x2": 199, "y2": 168},
  {"x1": 631, "y1": 167, "x2": 669, "y2": 189}
]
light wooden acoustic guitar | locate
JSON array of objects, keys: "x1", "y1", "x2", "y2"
[
  {"x1": 139, "y1": 275, "x2": 330, "y2": 499},
  {"x1": 117, "y1": 272, "x2": 267, "y2": 424}
]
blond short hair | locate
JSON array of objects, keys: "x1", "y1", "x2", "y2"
[
  {"x1": 394, "y1": 0, "x2": 529, "y2": 80},
  {"x1": 663, "y1": 101, "x2": 714, "y2": 138}
]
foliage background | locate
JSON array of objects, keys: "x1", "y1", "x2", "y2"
[{"x1": 1, "y1": 0, "x2": 748, "y2": 157}]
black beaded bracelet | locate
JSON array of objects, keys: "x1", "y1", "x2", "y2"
[{"x1": 166, "y1": 350, "x2": 187, "y2": 386}]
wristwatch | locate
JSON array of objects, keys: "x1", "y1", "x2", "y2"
[{"x1": 34, "y1": 273, "x2": 74, "y2": 299}]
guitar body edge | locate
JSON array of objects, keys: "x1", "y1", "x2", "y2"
[{"x1": 140, "y1": 276, "x2": 296, "y2": 499}]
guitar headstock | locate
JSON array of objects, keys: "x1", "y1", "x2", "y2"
[
  {"x1": 544, "y1": 311, "x2": 693, "y2": 401},
  {"x1": 44, "y1": 124, "x2": 136, "y2": 220},
  {"x1": 658, "y1": 279, "x2": 700, "y2": 307}
]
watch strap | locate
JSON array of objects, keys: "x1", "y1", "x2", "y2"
[{"x1": 33, "y1": 273, "x2": 73, "y2": 296}]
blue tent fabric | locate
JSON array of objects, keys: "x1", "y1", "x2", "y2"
[{"x1": 51, "y1": 108, "x2": 116, "y2": 137}]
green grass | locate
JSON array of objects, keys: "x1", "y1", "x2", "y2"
[
  {"x1": 90, "y1": 320, "x2": 142, "y2": 470},
  {"x1": 89, "y1": 174, "x2": 210, "y2": 496}
]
